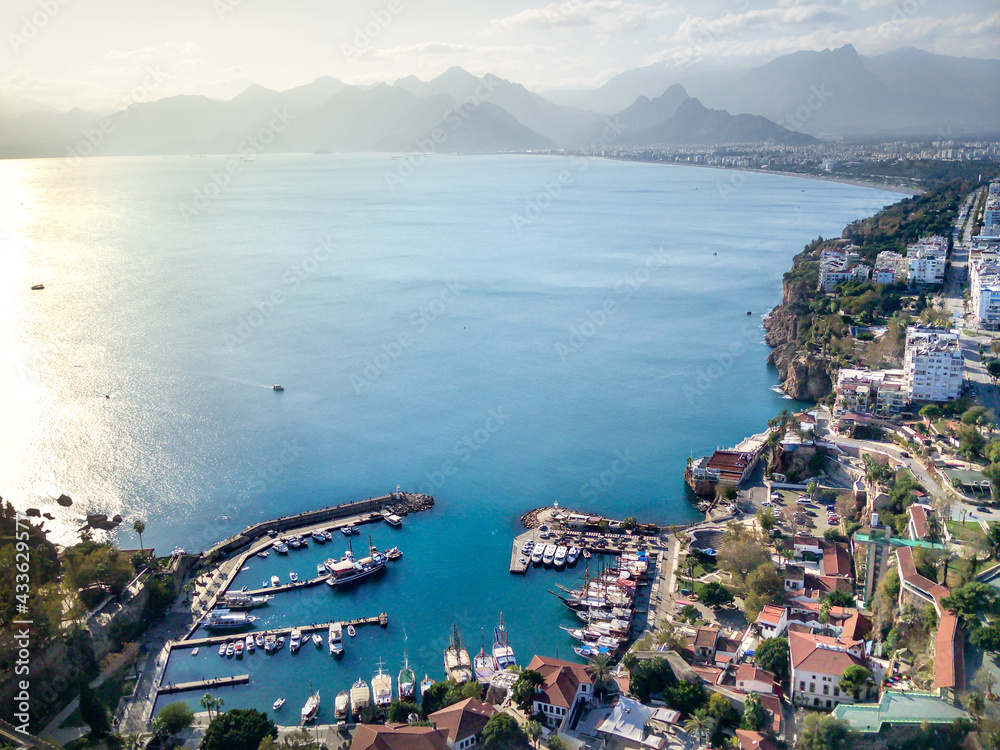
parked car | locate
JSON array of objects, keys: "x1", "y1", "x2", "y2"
[{"x1": 976, "y1": 506, "x2": 989, "y2": 513}]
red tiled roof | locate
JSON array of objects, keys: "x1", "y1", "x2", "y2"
[
  {"x1": 351, "y1": 725, "x2": 449, "y2": 750},
  {"x1": 896, "y1": 546, "x2": 950, "y2": 602},
  {"x1": 736, "y1": 664, "x2": 776, "y2": 689},
  {"x1": 908, "y1": 504, "x2": 932, "y2": 539},
  {"x1": 428, "y1": 698, "x2": 496, "y2": 745},
  {"x1": 794, "y1": 535, "x2": 822, "y2": 548},
  {"x1": 756, "y1": 605, "x2": 785, "y2": 625},
  {"x1": 789, "y1": 631, "x2": 864, "y2": 678},
  {"x1": 526, "y1": 655, "x2": 593, "y2": 709},
  {"x1": 804, "y1": 575, "x2": 854, "y2": 594},
  {"x1": 706, "y1": 450, "x2": 755, "y2": 482},
  {"x1": 694, "y1": 627, "x2": 719, "y2": 649},
  {"x1": 758, "y1": 694, "x2": 783, "y2": 734},
  {"x1": 841, "y1": 612, "x2": 872, "y2": 641},
  {"x1": 735, "y1": 729, "x2": 778, "y2": 750},
  {"x1": 934, "y1": 613, "x2": 964, "y2": 691},
  {"x1": 822, "y1": 544, "x2": 853, "y2": 578}
]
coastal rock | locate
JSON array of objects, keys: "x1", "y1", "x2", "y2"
[
  {"x1": 56, "y1": 494, "x2": 73, "y2": 507},
  {"x1": 768, "y1": 345, "x2": 832, "y2": 401},
  {"x1": 25, "y1": 508, "x2": 41, "y2": 517},
  {"x1": 86, "y1": 513, "x2": 122, "y2": 531}
]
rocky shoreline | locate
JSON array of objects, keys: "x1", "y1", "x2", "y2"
[{"x1": 763, "y1": 277, "x2": 834, "y2": 402}]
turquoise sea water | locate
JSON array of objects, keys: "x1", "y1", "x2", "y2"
[{"x1": 0, "y1": 153, "x2": 900, "y2": 718}]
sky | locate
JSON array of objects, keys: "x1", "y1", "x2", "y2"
[{"x1": 1, "y1": 0, "x2": 998, "y2": 111}]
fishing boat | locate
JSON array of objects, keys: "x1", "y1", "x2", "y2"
[
  {"x1": 257, "y1": 551, "x2": 269, "y2": 559},
  {"x1": 372, "y1": 659, "x2": 393, "y2": 708},
  {"x1": 300, "y1": 536, "x2": 309, "y2": 547},
  {"x1": 246, "y1": 635, "x2": 255, "y2": 653},
  {"x1": 273, "y1": 384, "x2": 284, "y2": 392},
  {"x1": 444, "y1": 622, "x2": 473, "y2": 684},
  {"x1": 348, "y1": 625, "x2": 357, "y2": 637},
  {"x1": 329, "y1": 622, "x2": 344, "y2": 656},
  {"x1": 542, "y1": 544, "x2": 557, "y2": 565},
  {"x1": 492, "y1": 613, "x2": 516, "y2": 670},
  {"x1": 300, "y1": 685, "x2": 320, "y2": 724},
  {"x1": 290, "y1": 538, "x2": 301, "y2": 549},
  {"x1": 273, "y1": 698, "x2": 285, "y2": 711},
  {"x1": 554, "y1": 546, "x2": 568, "y2": 569},
  {"x1": 271, "y1": 575, "x2": 281, "y2": 587},
  {"x1": 567, "y1": 546, "x2": 580, "y2": 566},
  {"x1": 350, "y1": 678, "x2": 370, "y2": 714},
  {"x1": 312, "y1": 532, "x2": 326, "y2": 544},
  {"x1": 335, "y1": 691, "x2": 349, "y2": 720},
  {"x1": 420, "y1": 675, "x2": 434, "y2": 696},
  {"x1": 341, "y1": 526, "x2": 354, "y2": 536},
  {"x1": 275, "y1": 543, "x2": 288, "y2": 555},
  {"x1": 312, "y1": 633, "x2": 323, "y2": 648},
  {"x1": 323, "y1": 530, "x2": 333, "y2": 541},
  {"x1": 398, "y1": 653, "x2": 416, "y2": 699}
]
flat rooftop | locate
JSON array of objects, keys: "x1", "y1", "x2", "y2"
[{"x1": 832, "y1": 690, "x2": 968, "y2": 734}]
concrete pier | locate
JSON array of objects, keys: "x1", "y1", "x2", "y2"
[
  {"x1": 173, "y1": 614, "x2": 389, "y2": 649},
  {"x1": 158, "y1": 674, "x2": 249, "y2": 695}
]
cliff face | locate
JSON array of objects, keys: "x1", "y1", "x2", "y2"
[{"x1": 764, "y1": 278, "x2": 834, "y2": 401}]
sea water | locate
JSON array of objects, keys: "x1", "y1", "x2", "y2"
[{"x1": 0, "y1": 153, "x2": 900, "y2": 715}]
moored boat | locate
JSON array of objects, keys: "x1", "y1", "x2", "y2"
[
  {"x1": 567, "y1": 546, "x2": 580, "y2": 565},
  {"x1": 289, "y1": 571, "x2": 299, "y2": 583},
  {"x1": 420, "y1": 674, "x2": 434, "y2": 696},
  {"x1": 335, "y1": 691, "x2": 349, "y2": 720},
  {"x1": 554, "y1": 546, "x2": 568, "y2": 568},
  {"x1": 542, "y1": 544, "x2": 556, "y2": 565},
  {"x1": 350, "y1": 678, "x2": 370, "y2": 714},
  {"x1": 273, "y1": 698, "x2": 285, "y2": 711},
  {"x1": 312, "y1": 633, "x2": 323, "y2": 648},
  {"x1": 398, "y1": 653, "x2": 416, "y2": 700},
  {"x1": 271, "y1": 575, "x2": 281, "y2": 587},
  {"x1": 348, "y1": 625, "x2": 357, "y2": 637},
  {"x1": 444, "y1": 622, "x2": 473, "y2": 684},
  {"x1": 372, "y1": 659, "x2": 393, "y2": 708},
  {"x1": 275, "y1": 543, "x2": 288, "y2": 554},
  {"x1": 203, "y1": 609, "x2": 257, "y2": 631},
  {"x1": 473, "y1": 645, "x2": 495, "y2": 685},
  {"x1": 255, "y1": 632, "x2": 265, "y2": 649},
  {"x1": 329, "y1": 622, "x2": 344, "y2": 656},
  {"x1": 290, "y1": 628, "x2": 302, "y2": 653},
  {"x1": 300, "y1": 687, "x2": 320, "y2": 724},
  {"x1": 531, "y1": 546, "x2": 544, "y2": 564},
  {"x1": 246, "y1": 635, "x2": 255, "y2": 653},
  {"x1": 492, "y1": 613, "x2": 516, "y2": 670},
  {"x1": 234, "y1": 640, "x2": 244, "y2": 657},
  {"x1": 312, "y1": 532, "x2": 326, "y2": 544},
  {"x1": 219, "y1": 642, "x2": 227, "y2": 656}
]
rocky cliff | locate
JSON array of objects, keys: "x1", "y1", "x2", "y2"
[{"x1": 764, "y1": 276, "x2": 834, "y2": 401}]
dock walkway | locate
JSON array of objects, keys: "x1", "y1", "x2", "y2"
[
  {"x1": 158, "y1": 674, "x2": 249, "y2": 695},
  {"x1": 175, "y1": 614, "x2": 388, "y2": 649}
]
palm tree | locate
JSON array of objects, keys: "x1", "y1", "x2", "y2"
[
  {"x1": 133, "y1": 519, "x2": 146, "y2": 552},
  {"x1": 683, "y1": 709, "x2": 715, "y2": 748},
  {"x1": 586, "y1": 654, "x2": 612, "y2": 703},
  {"x1": 200, "y1": 694, "x2": 223, "y2": 721},
  {"x1": 525, "y1": 720, "x2": 542, "y2": 748}
]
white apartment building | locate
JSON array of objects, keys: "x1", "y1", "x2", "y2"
[
  {"x1": 971, "y1": 254, "x2": 1000, "y2": 329},
  {"x1": 903, "y1": 326, "x2": 963, "y2": 403},
  {"x1": 905, "y1": 236, "x2": 948, "y2": 286},
  {"x1": 873, "y1": 251, "x2": 906, "y2": 285},
  {"x1": 834, "y1": 368, "x2": 908, "y2": 416},
  {"x1": 790, "y1": 631, "x2": 869, "y2": 710},
  {"x1": 818, "y1": 247, "x2": 869, "y2": 292}
]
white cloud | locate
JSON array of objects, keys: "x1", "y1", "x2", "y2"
[{"x1": 490, "y1": 1, "x2": 677, "y2": 34}]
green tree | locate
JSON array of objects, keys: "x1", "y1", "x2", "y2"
[
  {"x1": 754, "y1": 638, "x2": 789, "y2": 682},
  {"x1": 200, "y1": 693, "x2": 223, "y2": 721},
  {"x1": 386, "y1": 700, "x2": 418, "y2": 724},
  {"x1": 547, "y1": 737, "x2": 568, "y2": 750},
  {"x1": 756, "y1": 508, "x2": 777, "y2": 533},
  {"x1": 664, "y1": 681, "x2": 707, "y2": 715},
  {"x1": 825, "y1": 589, "x2": 854, "y2": 607},
  {"x1": 481, "y1": 713, "x2": 526, "y2": 750},
  {"x1": 200, "y1": 709, "x2": 277, "y2": 750},
  {"x1": 679, "y1": 604, "x2": 699, "y2": 624},
  {"x1": 838, "y1": 665, "x2": 872, "y2": 701},
  {"x1": 587, "y1": 654, "x2": 613, "y2": 701},
  {"x1": 941, "y1": 581, "x2": 997, "y2": 618},
  {"x1": 359, "y1": 705, "x2": 382, "y2": 724},
  {"x1": 920, "y1": 404, "x2": 942, "y2": 421},
  {"x1": 740, "y1": 692, "x2": 767, "y2": 731},
  {"x1": 799, "y1": 713, "x2": 856, "y2": 750},
  {"x1": 157, "y1": 702, "x2": 195, "y2": 735},
  {"x1": 683, "y1": 708, "x2": 715, "y2": 747},
  {"x1": 525, "y1": 720, "x2": 542, "y2": 748},
  {"x1": 699, "y1": 582, "x2": 734, "y2": 608},
  {"x1": 133, "y1": 519, "x2": 146, "y2": 552},
  {"x1": 512, "y1": 670, "x2": 545, "y2": 713},
  {"x1": 988, "y1": 360, "x2": 1000, "y2": 387},
  {"x1": 79, "y1": 683, "x2": 110, "y2": 738},
  {"x1": 419, "y1": 682, "x2": 450, "y2": 718},
  {"x1": 706, "y1": 693, "x2": 739, "y2": 728},
  {"x1": 743, "y1": 563, "x2": 786, "y2": 621}
]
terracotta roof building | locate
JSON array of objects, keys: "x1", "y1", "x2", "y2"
[
  {"x1": 735, "y1": 664, "x2": 777, "y2": 695},
  {"x1": 525, "y1": 655, "x2": 593, "y2": 730},
  {"x1": 351, "y1": 725, "x2": 449, "y2": 750},
  {"x1": 822, "y1": 544, "x2": 853, "y2": 578},
  {"x1": 789, "y1": 631, "x2": 868, "y2": 709},
  {"x1": 428, "y1": 698, "x2": 496, "y2": 750},
  {"x1": 735, "y1": 730, "x2": 778, "y2": 750},
  {"x1": 693, "y1": 627, "x2": 719, "y2": 662}
]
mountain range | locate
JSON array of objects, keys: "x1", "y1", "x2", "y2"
[{"x1": 0, "y1": 45, "x2": 996, "y2": 158}]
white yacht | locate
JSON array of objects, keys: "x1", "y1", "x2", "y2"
[
  {"x1": 542, "y1": 544, "x2": 557, "y2": 565},
  {"x1": 554, "y1": 546, "x2": 568, "y2": 568},
  {"x1": 329, "y1": 622, "x2": 344, "y2": 656}
]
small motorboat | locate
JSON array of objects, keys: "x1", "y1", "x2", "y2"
[
  {"x1": 347, "y1": 625, "x2": 357, "y2": 637},
  {"x1": 192, "y1": 647, "x2": 199, "y2": 656},
  {"x1": 275, "y1": 543, "x2": 288, "y2": 554},
  {"x1": 257, "y1": 551, "x2": 269, "y2": 558},
  {"x1": 276, "y1": 636, "x2": 285, "y2": 649},
  {"x1": 420, "y1": 675, "x2": 434, "y2": 696},
  {"x1": 386, "y1": 547, "x2": 402, "y2": 561},
  {"x1": 323, "y1": 530, "x2": 333, "y2": 541},
  {"x1": 234, "y1": 641, "x2": 244, "y2": 657},
  {"x1": 335, "y1": 691, "x2": 349, "y2": 720},
  {"x1": 290, "y1": 538, "x2": 301, "y2": 549},
  {"x1": 312, "y1": 633, "x2": 323, "y2": 648},
  {"x1": 289, "y1": 571, "x2": 299, "y2": 583},
  {"x1": 246, "y1": 635, "x2": 255, "y2": 653},
  {"x1": 582, "y1": 549, "x2": 592, "y2": 560},
  {"x1": 273, "y1": 698, "x2": 286, "y2": 711},
  {"x1": 273, "y1": 385, "x2": 284, "y2": 391},
  {"x1": 219, "y1": 642, "x2": 226, "y2": 656},
  {"x1": 30, "y1": 284, "x2": 45, "y2": 290},
  {"x1": 271, "y1": 575, "x2": 281, "y2": 587},
  {"x1": 341, "y1": 525, "x2": 354, "y2": 536},
  {"x1": 225, "y1": 642, "x2": 235, "y2": 657},
  {"x1": 317, "y1": 563, "x2": 327, "y2": 576},
  {"x1": 255, "y1": 633, "x2": 265, "y2": 649},
  {"x1": 312, "y1": 532, "x2": 326, "y2": 544}
]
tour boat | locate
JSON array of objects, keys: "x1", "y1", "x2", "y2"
[
  {"x1": 444, "y1": 622, "x2": 473, "y2": 684},
  {"x1": 554, "y1": 546, "x2": 568, "y2": 568},
  {"x1": 273, "y1": 698, "x2": 285, "y2": 711},
  {"x1": 203, "y1": 609, "x2": 257, "y2": 631},
  {"x1": 492, "y1": 613, "x2": 516, "y2": 670},
  {"x1": 335, "y1": 691, "x2": 349, "y2": 720},
  {"x1": 473, "y1": 645, "x2": 495, "y2": 685},
  {"x1": 372, "y1": 660, "x2": 393, "y2": 708},
  {"x1": 329, "y1": 622, "x2": 344, "y2": 656},
  {"x1": 350, "y1": 678, "x2": 370, "y2": 714},
  {"x1": 300, "y1": 687, "x2": 320, "y2": 724},
  {"x1": 398, "y1": 653, "x2": 416, "y2": 700}
]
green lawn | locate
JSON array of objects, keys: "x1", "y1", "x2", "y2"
[{"x1": 946, "y1": 519, "x2": 986, "y2": 543}]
